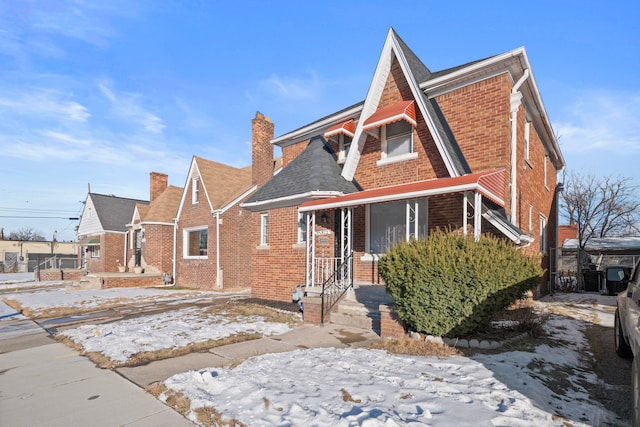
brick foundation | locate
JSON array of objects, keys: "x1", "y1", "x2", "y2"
[
  {"x1": 301, "y1": 296, "x2": 326, "y2": 325},
  {"x1": 379, "y1": 304, "x2": 407, "y2": 339}
]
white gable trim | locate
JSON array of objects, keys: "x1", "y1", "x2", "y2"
[{"x1": 341, "y1": 29, "x2": 459, "y2": 181}]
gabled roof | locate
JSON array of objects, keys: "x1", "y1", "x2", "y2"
[
  {"x1": 341, "y1": 28, "x2": 468, "y2": 180},
  {"x1": 271, "y1": 28, "x2": 563, "y2": 172},
  {"x1": 176, "y1": 156, "x2": 254, "y2": 218},
  {"x1": 142, "y1": 185, "x2": 182, "y2": 223},
  {"x1": 89, "y1": 193, "x2": 148, "y2": 233},
  {"x1": 196, "y1": 156, "x2": 253, "y2": 209},
  {"x1": 242, "y1": 137, "x2": 359, "y2": 211}
]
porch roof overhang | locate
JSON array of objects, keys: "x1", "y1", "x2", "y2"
[
  {"x1": 323, "y1": 119, "x2": 355, "y2": 139},
  {"x1": 241, "y1": 191, "x2": 346, "y2": 212},
  {"x1": 299, "y1": 169, "x2": 505, "y2": 212},
  {"x1": 362, "y1": 100, "x2": 417, "y2": 131}
]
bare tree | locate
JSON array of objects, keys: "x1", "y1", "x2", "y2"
[
  {"x1": 7, "y1": 227, "x2": 46, "y2": 241},
  {"x1": 562, "y1": 173, "x2": 640, "y2": 244},
  {"x1": 561, "y1": 172, "x2": 640, "y2": 288}
]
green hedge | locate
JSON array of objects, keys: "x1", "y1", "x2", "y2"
[{"x1": 378, "y1": 231, "x2": 543, "y2": 337}]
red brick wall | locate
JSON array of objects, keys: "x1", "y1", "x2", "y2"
[
  {"x1": 149, "y1": 172, "x2": 168, "y2": 202},
  {"x1": 252, "y1": 112, "x2": 275, "y2": 188},
  {"x1": 250, "y1": 206, "x2": 307, "y2": 301},
  {"x1": 176, "y1": 177, "x2": 253, "y2": 290},
  {"x1": 85, "y1": 233, "x2": 125, "y2": 273},
  {"x1": 141, "y1": 223, "x2": 174, "y2": 275},
  {"x1": 176, "y1": 177, "x2": 216, "y2": 289}
]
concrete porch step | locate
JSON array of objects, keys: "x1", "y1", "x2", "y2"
[
  {"x1": 69, "y1": 275, "x2": 103, "y2": 290},
  {"x1": 330, "y1": 299, "x2": 381, "y2": 331}
]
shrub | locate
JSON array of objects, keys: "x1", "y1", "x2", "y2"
[{"x1": 378, "y1": 230, "x2": 543, "y2": 337}]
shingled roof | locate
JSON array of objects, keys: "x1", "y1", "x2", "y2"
[
  {"x1": 243, "y1": 137, "x2": 359, "y2": 210},
  {"x1": 142, "y1": 185, "x2": 182, "y2": 223},
  {"x1": 90, "y1": 193, "x2": 148, "y2": 232},
  {"x1": 194, "y1": 156, "x2": 253, "y2": 209}
]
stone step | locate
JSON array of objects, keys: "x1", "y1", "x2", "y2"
[
  {"x1": 330, "y1": 311, "x2": 375, "y2": 330},
  {"x1": 76, "y1": 276, "x2": 103, "y2": 290}
]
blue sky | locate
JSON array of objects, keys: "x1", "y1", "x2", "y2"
[{"x1": 1, "y1": 1, "x2": 638, "y2": 242}]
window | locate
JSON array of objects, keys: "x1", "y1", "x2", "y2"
[
  {"x1": 338, "y1": 135, "x2": 352, "y2": 163},
  {"x1": 297, "y1": 212, "x2": 308, "y2": 243},
  {"x1": 260, "y1": 213, "x2": 269, "y2": 246},
  {"x1": 382, "y1": 121, "x2": 413, "y2": 159},
  {"x1": 539, "y1": 215, "x2": 547, "y2": 253},
  {"x1": 184, "y1": 227, "x2": 208, "y2": 257},
  {"x1": 368, "y1": 198, "x2": 427, "y2": 253},
  {"x1": 192, "y1": 177, "x2": 200, "y2": 204},
  {"x1": 528, "y1": 205, "x2": 534, "y2": 232},
  {"x1": 524, "y1": 121, "x2": 531, "y2": 163},
  {"x1": 89, "y1": 245, "x2": 100, "y2": 258}
]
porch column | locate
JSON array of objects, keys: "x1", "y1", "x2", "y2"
[
  {"x1": 305, "y1": 212, "x2": 316, "y2": 287},
  {"x1": 462, "y1": 191, "x2": 469, "y2": 237},
  {"x1": 340, "y1": 208, "x2": 353, "y2": 285},
  {"x1": 474, "y1": 192, "x2": 482, "y2": 241}
]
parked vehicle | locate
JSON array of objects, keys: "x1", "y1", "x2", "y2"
[
  {"x1": 603, "y1": 265, "x2": 633, "y2": 296},
  {"x1": 614, "y1": 259, "x2": 640, "y2": 426}
]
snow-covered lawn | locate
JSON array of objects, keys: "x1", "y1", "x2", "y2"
[
  {"x1": 1, "y1": 285, "x2": 247, "y2": 317},
  {"x1": 58, "y1": 306, "x2": 294, "y2": 364},
  {"x1": 157, "y1": 293, "x2": 622, "y2": 427},
  {"x1": 1, "y1": 277, "x2": 626, "y2": 426}
]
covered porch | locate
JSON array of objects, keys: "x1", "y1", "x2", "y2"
[{"x1": 299, "y1": 169, "x2": 530, "y2": 291}]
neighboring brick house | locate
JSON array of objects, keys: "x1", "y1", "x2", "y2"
[
  {"x1": 174, "y1": 116, "x2": 281, "y2": 289},
  {"x1": 77, "y1": 193, "x2": 148, "y2": 273},
  {"x1": 127, "y1": 172, "x2": 182, "y2": 275},
  {"x1": 242, "y1": 29, "x2": 565, "y2": 302}
]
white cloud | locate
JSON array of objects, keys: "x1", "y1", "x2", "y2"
[
  {"x1": 0, "y1": 89, "x2": 90, "y2": 122},
  {"x1": 260, "y1": 70, "x2": 321, "y2": 100},
  {"x1": 98, "y1": 82, "x2": 166, "y2": 134},
  {"x1": 553, "y1": 90, "x2": 640, "y2": 154}
]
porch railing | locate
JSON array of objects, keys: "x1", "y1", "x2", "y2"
[{"x1": 320, "y1": 254, "x2": 354, "y2": 325}]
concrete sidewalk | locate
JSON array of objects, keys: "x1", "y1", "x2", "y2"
[
  {"x1": 118, "y1": 323, "x2": 381, "y2": 387},
  {"x1": 0, "y1": 342, "x2": 194, "y2": 427}
]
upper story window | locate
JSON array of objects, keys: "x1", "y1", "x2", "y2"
[
  {"x1": 524, "y1": 121, "x2": 531, "y2": 163},
  {"x1": 539, "y1": 215, "x2": 547, "y2": 253},
  {"x1": 382, "y1": 121, "x2": 413, "y2": 159},
  {"x1": 192, "y1": 177, "x2": 200, "y2": 204},
  {"x1": 338, "y1": 135, "x2": 352, "y2": 163}
]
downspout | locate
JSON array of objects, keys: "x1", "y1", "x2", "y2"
[
  {"x1": 509, "y1": 69, "x2": 530, "y2": 224},
  {"x1": 172, "y1": 217, "x2": 177, "y2": 286},
  {"x1": 216, "y1": 210, "x2": 221, "y2": 288}
]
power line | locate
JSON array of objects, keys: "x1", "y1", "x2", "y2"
[{"x1": 0, "y1": 216, "x2": 79, "y2": 219}]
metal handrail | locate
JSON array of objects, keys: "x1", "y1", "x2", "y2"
[{"x1": 320, "y1": 253, "x2": 353, "y2": 325}]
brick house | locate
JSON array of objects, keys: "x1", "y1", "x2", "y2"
[
  {"x1": 174, "y1": 118, "x2": 281, "y2": 289},
  {"x1": 242, "y1": 29, "x2": 565, "y2": 303},
  {"x1": 126, "y1": 172, "x2": 182, "y2": 275},
  {"x1": 77, "y1": 193, "x2": 148, "y2": 273}
]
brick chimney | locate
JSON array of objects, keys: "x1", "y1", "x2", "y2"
[
  {"x1": 150, "y1": 172, "x2": 168, "y2": 202},
  {"x1": 252, "y1": 112, "x2": 275, "y2": 188}
]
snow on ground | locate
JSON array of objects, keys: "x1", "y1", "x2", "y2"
[
  {"x1": 159, "y1": 293, "x2": 621, "y2": 427},
  {"x1": 1, "y1": 285, "x2": 247, "y2": 317},
  {"x1": 2, "y1": 278, "x2": 624, "y2": 426},
  {"x1": 58, "y1": 307, "x2": 292, "y2": 363},
  {"x1": 0, "y1": 272, "x2": 52, "y2": 289}
]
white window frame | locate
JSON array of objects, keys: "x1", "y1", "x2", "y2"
[
  {"x1": 192, "y1": 177, "x2": 200, "y2": 204},
  {"x1": 297, "y1": 212, "x2": 307, "y2": 243},
  {"x1": 365, "y1": 198, "x2": 428, "y2": 254},
  {"x1": 260, "y1": 213, "x2": 269, "y2": 246},
  {"x1": 338, "y1": 134, "x2": 352, "y2": 163},
  {"x1": 539, "y1": 215, "x2": 547, "y2": 253},
  {"x1": 524, "y1": 121, "x2": 531, "y2": 164},
  {"x1": 377, "y1": 121, "x2": 418, "y2": 166},
  {"x1": 89, "y1": 245, "x2": 100, "y2": 258},
  {"x1": 544, "y1": 155, "x2": 549, "y2": 190},
  {"x1": 183, "y1": 226, "x2": 208, "y2": 259}
]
